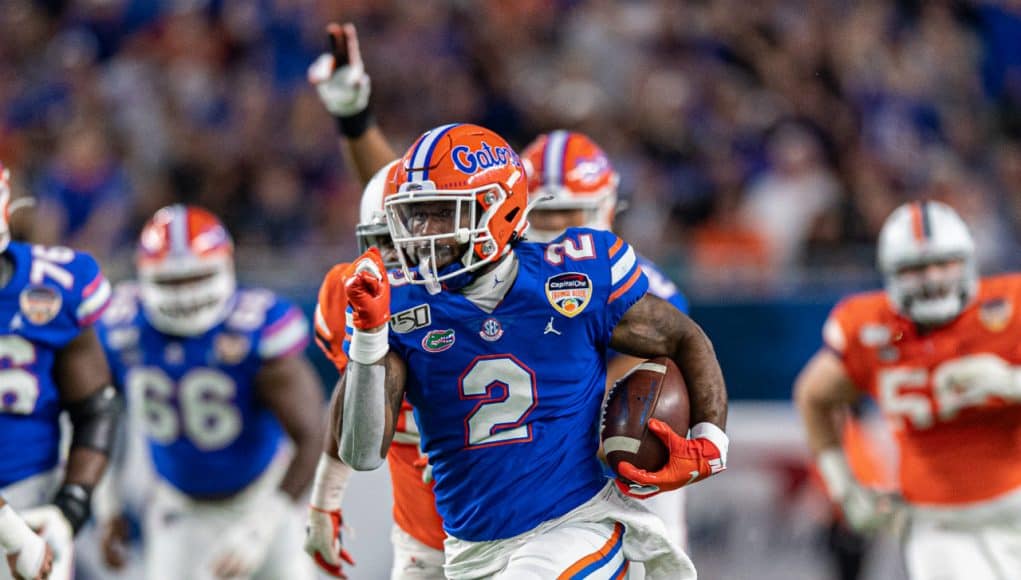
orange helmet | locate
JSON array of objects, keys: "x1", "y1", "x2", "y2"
[
  {"x1": 385, "y1": 123, "x2": 529, "y2": 287},
  {"x1": 521, "y1": 131, "x2": 619, "y2": 241},
  {"x1": 0, "y1": 163, "x2": 14, "y2": 253},
  {"x1": 137, "y1": 205, "x2": 236, "y2": 336}
]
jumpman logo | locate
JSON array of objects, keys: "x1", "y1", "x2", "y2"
[{"x1": 544, "y1": 317, "x2": 561, "y2": 336}]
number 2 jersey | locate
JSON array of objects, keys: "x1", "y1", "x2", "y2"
[
  {"x1": 367, "y1": 228, "x2": 649, "y2": 542},
  {"x1": 824, "y1": 274, "x2": 1021, "y2": 506},
  {"x1": 0, "y1": 241, "x2": 111, "y2": 488},
  {"x1": 97, "y1": 284, "x2": 309, "y2": 497}
]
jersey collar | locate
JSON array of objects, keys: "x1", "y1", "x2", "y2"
[{"x1": 461, "y1": 252, "x2": 518, "y2": 314}]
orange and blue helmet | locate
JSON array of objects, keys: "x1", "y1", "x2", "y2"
[
  {"x1": 137, "y1": 205, "x2": 236, "y2": 336},
  {"x1": 521, "y1": 131, "x2": 619, "y2": 241},
  {"x1": 385, "y1": 123, "x2": 530, "y2": 288}
]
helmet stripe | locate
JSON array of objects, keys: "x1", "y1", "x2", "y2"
[
  {"x1": 910, "y1": 201, "x2": 926, "y2": 242},
  {"x1": 169, "y1": 204, "x2": 190, "y2": 256},
  {"x1": 920, "y1": 200, "x2": 932, "y2": 240},
  {"x1": 544, "y1": 130, "x2": 569, "y2": 186},
  {"x1": 408, "y1": 123, "x2": 459, "y2": 182}
]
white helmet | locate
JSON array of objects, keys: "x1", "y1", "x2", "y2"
[
  {"x1": 136, "y1": 205, "x2": 236, "y2": 336},
  {"x1": 0, "y1": 165, "x2": 13, "y2": 254},
  {"x1": 356, "y1": 160, "x2": 400, "y2": 268},
  {"x1": 878, "y1": 200, "x2": 977, "y2": 326}
]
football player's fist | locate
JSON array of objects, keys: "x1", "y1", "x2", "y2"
[
  {"x1": 315, "y1": 263, "x2": 354, "y2": 372},
  {"x1": 345, "y1": 248, "x2": 390, "y2": 331},
  {"x1": 308, "y1": 23, "x2": 371, "y2": 118},
  {"x1": 616, "y1": 419, "x2": 728, "y2": 498},
  {"x1": 305, "y1": 507, "x2": 355, "y2": 578}
]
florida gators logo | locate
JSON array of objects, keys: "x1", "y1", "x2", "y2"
[
  {"x1": 451, "y1": 142, "x2": 519, "y2": 174},
  {"x1": 422, "y1": 329, "x2": 456, "y2": 353},
  {"x1": 545, "y1": 273, "x2": 592, "y2": 318}
]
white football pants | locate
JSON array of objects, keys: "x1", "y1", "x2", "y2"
[
  {"x1": 904, "y1": 489, "x2": 1021, "y2": 580},
  {"x1": 144, "y1": 449, "x2": 315, "y2": 580},
  {"x1": 443, "y1": 482, "x2": 694, "y2": 580},
  {"x1": 391, "y1": 525, "x2": 446, "y2": 579}
]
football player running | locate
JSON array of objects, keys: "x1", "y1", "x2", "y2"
[
  {"x1": 95, "y1": 205, "x2": 324, "y2": 580},
  {"x1": 0, "y1": 163, "x2": 119, "y2": 580},
  {"x1": 337, "y1": 122, "x2": 727, "y2": 579},
  {"x1": 795, "y1": 200, "x2": 1021, "y2": 579},
  {"x1": 0, "y1": 495, "x2": 53, "y2": 580},
  {"x1": 305, "y1": 161, "x2": 447, "y2": 579}
]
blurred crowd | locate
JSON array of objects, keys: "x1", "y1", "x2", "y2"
[{"x1": 3, "y1": 0, "x2": 1021, "y2": 295}]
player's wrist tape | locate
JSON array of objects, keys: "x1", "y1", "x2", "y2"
[
  {"x1": 690, "y1": 421, "x2": 729, "y2": 466},
  {"x1": 817, "y1": 448, "x2": 854, "y2": 500},
  {"x1": 310, "y1": 453, "x2": 353, "y2": 509},
  {"x1": 349, "y1": 326, "x2": 389, "y2": 364},
  {"x1": 0, "y1": 504, "x2": 35, "y2": 552},
  {"x1": 53, "y1": 484, "x2": 91, "y2": 535},
  {"x1": 334, "y1": 106, "x2": 375, "y2": 139},
  {"x1": 0, "y1": 505, "x2": 46, "y2": 578}
]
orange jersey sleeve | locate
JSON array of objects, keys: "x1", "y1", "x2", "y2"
[
  {"x1": 388, "y1": 400, "x2": 446, "y2": 550},
  {"x1": 821, "y1": 291, "x2": 891, "y2": 395},
  {"x1": 314, "y1": 262, "x2": 352, "y2": 372}
]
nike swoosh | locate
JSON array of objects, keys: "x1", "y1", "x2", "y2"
[{"x1": 686, "y1": 470, "x2": 700, "y2": 486}]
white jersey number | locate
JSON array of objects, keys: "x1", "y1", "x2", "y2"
[
  {"x1": 0, "y1": 336, "x2": 39, "y2": 415},
  {"x1": 878, "y1": 353, "x2": 1021, "y2": 430},
  {"x1": 460, "y1": 355, "x2": 537, "y2": 448},
  {"x1": 127, "y1": 367, "x2": 242, "y2": 450}
]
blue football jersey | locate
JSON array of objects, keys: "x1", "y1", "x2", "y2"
[
  {"x1": 98, "y1": 284, "x2": 309, "y2": 497},
  {"x1": 0, "y1": 241, "x2": 111, "y2": 487},
  {"x1": 375, "y1": 228, "x2": 649, "y2": 541},
  {"x1": 637, "y1": 254, "x2": 688, "y2": 314}
]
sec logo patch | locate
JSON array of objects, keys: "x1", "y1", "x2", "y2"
[
  {"x1": 545, "y1": 273, "x2": 592, "y2": 318},
  {"x1": 19, "y1": 285, "x2": 62, "y2": 325}
]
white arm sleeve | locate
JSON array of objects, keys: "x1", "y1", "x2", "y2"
[{"x1": 339, "y1": 361, "x2": 388, "y2": 470}]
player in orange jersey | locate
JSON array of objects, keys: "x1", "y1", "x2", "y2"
[
  {"x1": 795, "y1": 200, "x2": 1021, "y2": 579},
  {"x1": 303, "y1": 164, "x2": 446, "y2": 580}
]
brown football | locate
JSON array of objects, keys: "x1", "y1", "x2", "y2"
[{"x1": 601, "y1": 357, "x2": 690, "y2": 476}]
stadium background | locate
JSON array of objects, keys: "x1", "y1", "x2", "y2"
[{"x1": 3, "y1": 0, "x2": 1021, "y2": 578}]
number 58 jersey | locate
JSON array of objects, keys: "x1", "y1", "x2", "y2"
[
  {"x1": 0, "y1": 241, "x2": 111, "y2": 488},
  {"x1": 98, "y1": 284, "x2": 309, "y2": 497},
  {"x1": 825, "y1": 274, "x2": 1021, "y2": 507},
  {"x1": 379, "y1": 228, "x2": 648, "y2": 542}
]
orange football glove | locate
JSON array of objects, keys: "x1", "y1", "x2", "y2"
[
  {"x1": 315, "y1": 263, "x2": 353, "y2": 373},
  {"x1": 616, "y1": 419, "x2": 728, "y2": 499},
  {"x1": 344, "y1": 248, "x2": 390, "y2": 331}
]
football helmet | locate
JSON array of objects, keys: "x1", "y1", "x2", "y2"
[
  {"x1": 385, "y1": 123, "x2": 531, "y2": 289},
  {"x1": 136, "y1": 205, "x2": 236, "y2": 336},
  {"x1": 878, "y1": 200, "x2": 977, "y2": 326},
  {"x1": 356, "y1": 159, "x2": 400, "y2": 268},
  {"x1": 0, "y1": 163, "x2": 34, "y2": 254},
  {"x1": 520, "y1": 131, "x2": 619, "y2": 241}
]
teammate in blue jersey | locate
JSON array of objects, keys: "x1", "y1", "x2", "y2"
[
  {"x1": 95, "y1": 205, "x2": 324, "y2": 580},
  {"x1": 0, "y1": 164, "x2": 120, "y2": 580},
  {"x1": 337, "y1": 124, "x2": 728, "y2": 579}
]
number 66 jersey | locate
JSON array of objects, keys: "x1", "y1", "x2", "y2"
[
  {"x1": 97, "y1": 283, "x2": 309, "y2": 497},
  {"x1": 824, "y1": 274, "x2": 1021, "y2": 507}
]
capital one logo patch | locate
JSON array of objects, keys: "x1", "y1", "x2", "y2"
[{"x1": 545, "y1": 272, "x2": 592, "y2": 318}]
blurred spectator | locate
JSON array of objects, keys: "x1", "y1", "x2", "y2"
[
  {"x1": 1, "y1": 0, "x2": 1019, "y2": 294},
  {"x1": 30, "y1": 121, "x2": 131, "y2": 258}
]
